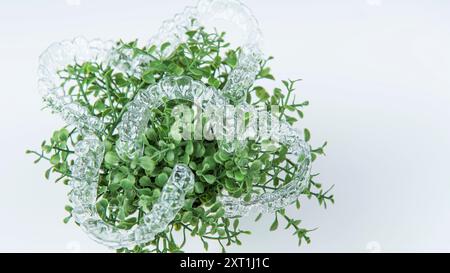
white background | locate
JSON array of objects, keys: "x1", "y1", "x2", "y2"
[{"x1": 1, "y1": 0, "x2": 450, "y2": 253}]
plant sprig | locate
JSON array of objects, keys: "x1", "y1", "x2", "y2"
[{"x1": 28, "y1": 23, "x2": 333, "y2": 253}]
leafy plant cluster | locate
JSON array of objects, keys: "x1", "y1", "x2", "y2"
[{"x1": 28, "y1": 24, "x2": 333, "y2": 253}]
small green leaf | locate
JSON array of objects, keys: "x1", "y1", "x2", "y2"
[
  {"x1": 58, "y1": 129, "x2": 69, "y2": 141},
  {"x1": 270, "y1": 217, "x2": 279, "y2": 231},
  {"x1": 210, "y1": 202, "x2": 221, "y2": 213},
  {"x1": 108, "y1": 183, "x2": 121, "y2": 192},
  {"x1": 304, "y1": 128, "x2": 311, "y2": 142},
  {"x1": 260, "y1": 67, "x2": 275, "y2": 80},
  {"x1": 273, "y1": 88, "x2": 284, "y2": 99},
  {"x1": 114, "y1": 73, "x2": 128, "y2": 87},
  {"x1": 255, "y1": 86, "x2": 270, "y2": 101},
  {"x1": 185, "y1": 141, "x2": 194, "y2": 155},
  {"x1": 160, "y1": 42, "x2": 171, "y2": 52},
  {"x1": 233, "y1": 219, "x2": 239, "y2": 230},
  {"x1": 218, "y1": 150, "x2": 230, "y2": 161},
  {"x1": 96, "y1": 199, "x2": 109, "y2": 217},
  {"x1": 64, "y1": 205, "x2": 73, "y2": 213},
  {"x1": 105, "y1": 151, "x2": 119, "y2": 166},
  {"x1": 165, "y1": 150, "x2": 175, "y2": 162},
  {"x1": 186, "y1": 30, "x2": 197, "y2": 38},
  {"x1": 63, "y1": 216, "x2": 72, "y2": 224},
  {"x1": 250, "y1": 160, "x2": 262, "y2": 171},
  {"x1": 203, "y1": 175, "x2": 216, "y2": 185},
  {"x1": 156, "y1": 173, "x2": 169, "y2": 187},
  {"x1": 194, "y1": 143, "x2": 205, "y2": 158},
  {"x1": 94, "y1": 100, "x2": 106, "y2": 112},
  {"x1": 234, "y1": 171, "x2": 245, "y2": 182},
  {"x1": 172, "y1": 65, "x2": 184, "y2": 76},
  {"x1": 244, "y1": 193, "x2": 252, "y2": 202},
  {"x1": 202, "y1": 240, "x2": 209, "y2": 251},
  {"x1": 142, "y1": 71, "x2": 155, "y2": 84},
  {"x1": 139, "y1": 156, "x2": 155, "y2": 172},
  {"x1": 139, "y1": 176, "x2": 152, "y2": 187},
  {"x1": 208, "y1": 77, "x2": 221, "y2": 89},
  {"x1": 188, "y1": 64, "x2": 203, "y2": 76},
  {"x1": 286, "y1": 116, "x2": 298, "y2": 125},
  {"x1": 215, "y1": 208, "x2": 225, "y2": 218},
  {"x1": 120, "y1": 178, "x2": 135, "y2": 190},
  {"x1": 182, "y1": 211, "x2": 193, "y2": 223},
  {"x1": 225, "y1": 50, "x2": 238, "y2": 68},
  {"x1": 194, "y1": 182, "x2": 205, "y2": 194},
  {"x1": 255, "y1": 213, "x2": 263, "y2": 222},
  {"x1": 199, "y1": 222, "x2": 207, "y2": 236},
  {"x1": 152, "y1": 188, "x2": 161, "y2": 199},
  {"x1": 44, "y1": 168, "x2": 51, "y2": 180}
]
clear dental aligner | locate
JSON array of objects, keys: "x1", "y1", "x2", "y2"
[
  {"x1": 116, "y1": 77, "x2": 312, "y2": 219},
  {"x1": 37, "y1": 0, "x2": 311, "y2": 248},
  {"x1": 70, "y1": 136, "x2": 195, "y2": 248}
]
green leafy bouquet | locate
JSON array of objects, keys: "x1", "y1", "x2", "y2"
[{"x1": 29, "y1": 20, "x2": 332, "y2": 253}]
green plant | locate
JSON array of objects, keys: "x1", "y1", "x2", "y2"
[{"x1": 28, "y1": 25, "x2": 333, "y2": 253}]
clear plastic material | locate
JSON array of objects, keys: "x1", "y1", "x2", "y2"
[
  {"x1": 37, "y1": 0, "x2": 311, "y2": 248},
  {"x1": 70, "y1": 136, "x2": 194, "y2": 248},
  {"x1": 219, "y1": 119, "x2": 312, "y2": 217},
  {"x1": 115, "y1": 77, "x2": 311, "y2": 219},
  {"x1": 38, "y1": 37, "x2": 113, "y2": 134}
]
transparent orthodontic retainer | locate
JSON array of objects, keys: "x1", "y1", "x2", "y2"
[{"x1": 38, "y1": 0, "x2": 311, "y2": 248}]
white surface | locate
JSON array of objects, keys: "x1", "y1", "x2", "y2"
[{"x1": 0, "y1": 0, "x2": 449, "y2": 252}]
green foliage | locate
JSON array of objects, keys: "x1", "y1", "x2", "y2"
[{"x1": 28, "y1": 24, "x2": 333, "y2": 253}]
